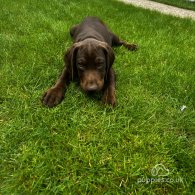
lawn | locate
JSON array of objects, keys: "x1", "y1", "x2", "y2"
[
  {"x1": 151, "y1": 0, "x2": 195, "y2": 11},
  {"x1": 0, "y1": 0, "x2": 195, "y2": 194}
]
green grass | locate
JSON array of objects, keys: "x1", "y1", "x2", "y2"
[
  {"x1": 151, "y1": 0, "x2": 195, "y2": 11},
  {"x1": 0, "y1": 0, "x2": 195, "y2": 194}
]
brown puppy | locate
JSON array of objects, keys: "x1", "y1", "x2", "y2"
[{"x1": 42, "y1": 16, "x2": 137, "y2": 107}]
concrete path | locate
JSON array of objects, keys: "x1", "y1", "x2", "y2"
[{"x1": 119, "y1": 0, "x2": 195, "y2": 20}]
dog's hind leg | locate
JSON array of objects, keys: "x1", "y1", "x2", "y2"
[{"x1": 110, "y1": 32, "x2": 138, "y2": 51}]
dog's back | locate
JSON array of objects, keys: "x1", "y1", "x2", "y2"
[{"x1": 70, "y1": 17, "x2": 112, "y2": 45}]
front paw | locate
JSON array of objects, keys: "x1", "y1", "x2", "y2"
[
  {"x1": 42, "y1": 87, "x2": 64, "y2": 108},
  {"x1": 101, "y1": 90, "x2": 116, "y2": 107}
]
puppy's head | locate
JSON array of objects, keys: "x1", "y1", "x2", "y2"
[{"x1": 65, "y1": 38, "x2": 114, "y2": 92}]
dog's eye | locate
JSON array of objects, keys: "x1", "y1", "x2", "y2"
[
  {"x1": 77, "y1": 63, "x2": 85, "y2": 71},
  {"x1": 96, "y1": 58, "x2": 105, "y2": 70},
  {"x1": 97, "y1": 63, "x2": 104, "y2": 70}
]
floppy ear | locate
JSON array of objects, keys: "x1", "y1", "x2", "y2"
[
  {"x1": 64, "y1": 43, "x2": 82, "y2": 80},
  {"x1": 105, "y1": 45, "x2": 115, "y2": 71},
  {"x1": 100, "y1": 44, "x2": 115, "y2": 80}
]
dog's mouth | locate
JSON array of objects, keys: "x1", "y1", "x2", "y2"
[{"x1": 85, "y1": 90, "x2": 98, "y2": 97}]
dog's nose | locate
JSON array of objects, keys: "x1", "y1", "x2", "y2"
[{"x1": 86, "y1": 81, "x2": 98, "y2": 91}]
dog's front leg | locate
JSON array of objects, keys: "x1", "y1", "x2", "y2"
[
  {"x1": 102, "y1": 68, "x2": 116, "y2": 107},
  {"x1": 42, "y1": 67, "x2": 71, "y2": 107}
]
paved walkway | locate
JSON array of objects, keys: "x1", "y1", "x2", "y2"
[{"x1": 119, "y1": 0, "x2": 195, "y2": 20}]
